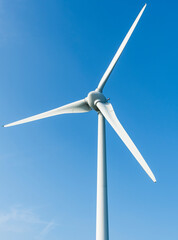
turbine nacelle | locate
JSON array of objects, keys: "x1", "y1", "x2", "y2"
[{"x1": 86, "y1": 91, "x2": 107, "y2": 111}]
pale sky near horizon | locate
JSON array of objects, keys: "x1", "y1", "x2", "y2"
[{"x1": 0, "y1": 0, "x2": 178, "y2": 239}]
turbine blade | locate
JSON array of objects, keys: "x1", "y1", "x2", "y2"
[
  {"x1": 96, "y1": 101, "x2": 156, "y2": 182},
  {"x1": 3, "y1": 99, "x2": 91, "y2": 127},
  {"x1": 97, "y1": 4, "x2": 147, "y2": 92}
]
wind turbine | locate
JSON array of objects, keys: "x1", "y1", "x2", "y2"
[{"x1": 3, "y1": 4, "x2": 156, "y2": 240}]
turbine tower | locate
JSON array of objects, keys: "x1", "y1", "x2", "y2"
[{"x1": 3, "y1": 4, "x2": 156, "y2": 240}]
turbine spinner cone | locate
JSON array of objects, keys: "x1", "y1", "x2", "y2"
[{"x1": 86, "y1": 91, "x2": 107, "y2": 111}]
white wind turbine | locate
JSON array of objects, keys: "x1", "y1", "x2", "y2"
[{"x1": 4, "y1": 4, "x2": 156, "y2": 240}]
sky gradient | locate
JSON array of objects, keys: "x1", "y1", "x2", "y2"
[{"x1": 0, "y1": 0, "x2": 178, "y2": 239}]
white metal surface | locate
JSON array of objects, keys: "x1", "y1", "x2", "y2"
[
  {"x1": 3, "y1": 99, "x2": 91, "y2": 127},
  {"x1": 97, "y1": 4, "x2": 147, "y2": 92},
  {"x1": 96, "y1": 101, "x2": 156, "y2": 182},
  {"x1": 96, "y1": 113, "x2": 109, "y2": 240}
]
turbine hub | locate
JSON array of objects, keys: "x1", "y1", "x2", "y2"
[{"x1": 86, "y1": 91, "x2": 107, "y2": 111}]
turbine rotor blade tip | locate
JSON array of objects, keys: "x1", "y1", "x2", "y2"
[
  {"x1": 3, "y1": 124, "x2": 11, "y2": 127},
  {"x1": 151, "y1": 173, "x2": 156, "y2": 183}
]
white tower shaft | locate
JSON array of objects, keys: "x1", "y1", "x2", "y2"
[{"x1": 96, "y1": 113, "x2": 109, "y2": 240}]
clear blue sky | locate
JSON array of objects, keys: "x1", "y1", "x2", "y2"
[{"x1": 0, "y1": 0, "x2": 178, "y2": 239}]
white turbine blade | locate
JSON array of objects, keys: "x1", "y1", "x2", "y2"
[
  {"x1": 96, "y1": 101, "x2": 156, "y2": 182},
  {"x1": 3, "y1": 99, "x2": 91, "y2": 127},
  {"x1": 97, "y1": 4, "x2": 147, "y2": 92}
]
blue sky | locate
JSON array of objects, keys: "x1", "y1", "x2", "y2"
[{"x1": 0, "y1": 0, "x2": 178, "y2": 239}]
